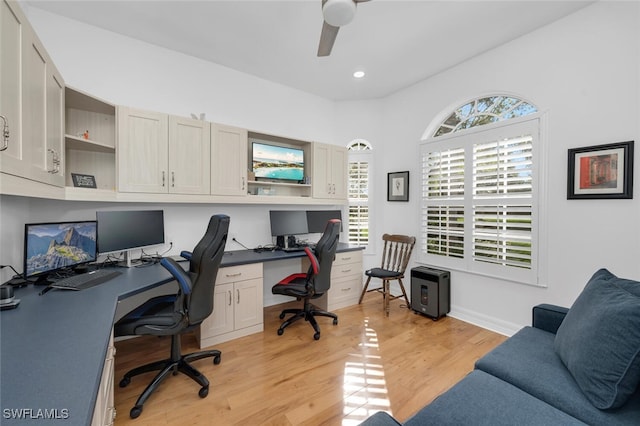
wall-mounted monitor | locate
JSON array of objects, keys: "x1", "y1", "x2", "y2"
[
  {"x1": 24, "y1": 221, "x2": 97, "y2": 281},
  {"x1": 96, "y1": 210, "x2": 165, "y2": 267},
  {"x1": 252, "y1": 141, "x2": 304, "y2": 182}
]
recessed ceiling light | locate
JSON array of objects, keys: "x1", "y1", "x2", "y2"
[{"x1": 353, "y1": 70, "x2": 365, "y2": 79}]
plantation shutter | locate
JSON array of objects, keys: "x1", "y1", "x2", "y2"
[
  {"x1": 348, "y1": 160, "x2": 369, "y2": 245},
  {"x1": 472, "y1": 136, "x2": 533, "y2": 269}
]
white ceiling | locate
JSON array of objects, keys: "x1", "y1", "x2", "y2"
[{"x1": 27, "y1": 0, "x2": 594, "y2": 101}]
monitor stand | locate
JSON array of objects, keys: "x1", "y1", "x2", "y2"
[{"x1": 112, "y1": 250, "x2": 135, "y2": 268}]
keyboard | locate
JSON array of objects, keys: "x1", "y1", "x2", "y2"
[{"x1": 50, "y1": 269, "x2": 122, "y2": 291}]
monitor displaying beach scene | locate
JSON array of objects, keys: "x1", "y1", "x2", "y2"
[{"x1": 252, "y1": 142, "x2": 304, "y2": 182}]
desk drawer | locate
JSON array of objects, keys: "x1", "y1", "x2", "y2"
[
  {"x1": 333, "y1": 250, "x2": 362, "y2": 267},
  {"x1": 216, "y1": 263, "x2": 262, "y2": 284},
  {"x1": 328, "y1": 275, "x2": 363, "y2": 310}
]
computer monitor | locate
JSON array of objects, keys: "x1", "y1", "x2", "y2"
[
  {"x1": 96, "y1": 210, "x2": 165, "y2": 267},
  {"x1": 306, "y1": 210, "x2": 343, "y2": 233},
  {"x1": 24, "y1": 221, "x2": 97, "y2": 282},
  {"x1": 269, "y1": 210, "x2": 308, "y2": 249}
]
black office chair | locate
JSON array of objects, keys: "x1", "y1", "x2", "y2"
[
  {"x1": 114, "y1": 214, "x2": 230, "y2": 419},
  {"x1": 271, "y1": 219, "x2": 341, "y2": 340}
]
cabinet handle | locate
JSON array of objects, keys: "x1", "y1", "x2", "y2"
[
  {"x1": 342, "y1": 287, "x2": 351, "y2": 292},
  {"x1": 162, "y1": 171, "x2": 166, "y2": 187},
  {"x1": 241, "y1": 176, "x2": 245, "y2": 191},
  {"x1": 341, "y1": 269, "x2": 352, "y2": 273},
  {"x1": 47, "y1": 148, "x2": 60, "y2": 174},
  {"x1": 236, "y1": 289, "x2": 240, "y2": 304},
  {"x1": 225, "y1": 272, "x2": 242, "y2": 278},
  {"x1": 0, "y1": 115, "x2": 9, "y2": 151},
  {"x1": 171, "y1": 171, "x2": 175, "y2": 187},
  {"x1": 341, "y1": 257, "x2": 351, "y2": 261},
  {"x1": 228, "y1": 290, "x2": 232, "y2": 306},
  {"x1": 327, "y1": 183, "x2": 331, "y2": 194}
]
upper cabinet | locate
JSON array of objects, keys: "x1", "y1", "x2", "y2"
[
  {"x1": 0, "y1": 0, "x2": 64, "y2": 187},
  {"x1": 118, "y1": 107, "x2": 210, "y2": 195},
  {"x1": 312, "y1": 143, "x2": 347, "y2": 200},
  {"x1": 211, "y1": 123, "x2": 247, "y2": 196}
]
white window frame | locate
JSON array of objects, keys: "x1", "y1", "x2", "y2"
[{"x1": 420, "y1": 115, "x2": 546, "y2": 286}]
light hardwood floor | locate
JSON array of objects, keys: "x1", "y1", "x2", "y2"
[{"x1": 113, "y1": 293, "x2": 506, "y2": 425}]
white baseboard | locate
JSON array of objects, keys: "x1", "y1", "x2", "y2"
[{"x1": 448, "y1": 305, "x2": 522, "y2": 337}]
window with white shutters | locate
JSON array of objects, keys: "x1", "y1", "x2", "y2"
[
  {"x1": 348, "y1": 140, "x2": 372, "y2": 247},
  {"x1": 420, "y1": 96, "x2": 541, "y2": 285}
]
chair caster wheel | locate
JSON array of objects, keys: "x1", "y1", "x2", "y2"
[
  {"x1": 314, "y1": 332, "x2": 320, "y2": 340},
  {"x1": 213, "y1": 354, "x2": 221, "y2": 365},
  {"x1": 119, "y1": 377, "x2": 131, "y2": 388},
  {"x1": 333, "y1": 318, "x2": 338, "y2": 325},
  {"x1": 199, "y1": 386, "x2": 209, "y2": 398},
  {"x1": 277, "y1": 328, "x2": 284, "y2": 336},
  {"x1": 279, "y1": 312, "x2": 286, "y2": 319},
  {"x1": 130, "y1": 405, "x2": 142, "y2": 419}
]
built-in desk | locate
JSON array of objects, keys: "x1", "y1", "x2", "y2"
[{"x1": 0, "y1": 244, "x2": 362, "y2": 425}]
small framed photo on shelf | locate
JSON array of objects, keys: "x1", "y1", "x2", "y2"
[
  {"x1": 71, "y1": 173, "x2": 97, "y2": 189},
  {"x1": 387, "y1": 171, "x2": 409, "y2": 202},
  {"x1": 567, "y1": 141, "x2": 634, "y2": 199}
]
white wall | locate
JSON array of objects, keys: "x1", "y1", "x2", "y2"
[
  {"x1": 23, "y1": 5, "x2": 337, "y2": 144},
  {"x1": 380, "y1": 1, "x2": 640, "y2": 334},
  {"x1": 2, "y1": 2, "x2": 639, "y2": 334}
]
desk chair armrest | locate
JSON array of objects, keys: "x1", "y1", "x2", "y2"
[
  {"x1": 304, "y1": 247, "x2": 319, "y2": 274},
  {"x1": 160, "y1": 257, "x2": 192, "y2": 295},
  {"x1": 180, "y1": 251, "x2": 193, "y2": 261}
]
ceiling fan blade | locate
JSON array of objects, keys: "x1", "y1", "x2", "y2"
[{"x1": 317, "y1": 21, "x2": 340, "y2": 57}]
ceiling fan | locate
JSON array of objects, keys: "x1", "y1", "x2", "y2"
[{"x1": 317, "y1": 0, "x2": 371, "y2": 57}]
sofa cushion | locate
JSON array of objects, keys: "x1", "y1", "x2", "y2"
[
  {"x1": 405, "y1": 370, "x2": 586, "y2": 426},
  {"x1": 476, "y1": 326, "x2": 640, "y2": 425},
  {"x1": 554, "y1": 269, "x2": 640, "y2": 409}
]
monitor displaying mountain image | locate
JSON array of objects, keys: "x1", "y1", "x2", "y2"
[
  {"x1": 252, "y1": 142, "x2": 304, "y2": 182},
  {"x1": 24, "y1": 221, "x2": 97, "y2": 278}
]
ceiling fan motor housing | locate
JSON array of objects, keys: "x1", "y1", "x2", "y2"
[{"x1": 323, "y1": 0, "x2": 357, "y2": 27}]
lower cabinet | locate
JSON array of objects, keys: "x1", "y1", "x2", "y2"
[
  {"x1": 327, "y1": 250, "x2": 363, "y2": 311},
  {"x1": 198, "y1": 263, "x2": 264, "y2": 348},
  {"x1": 92, "y1": 330, "x2": 116, "y2": 426}
]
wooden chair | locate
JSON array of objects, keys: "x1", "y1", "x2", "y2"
[{"x1": 358, "y1": 234, "x2": 416, "y2": 316}]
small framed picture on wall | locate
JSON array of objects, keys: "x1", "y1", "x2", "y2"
[{"x1": 387, "y1": 171, "x2": 409, "y2": 202}]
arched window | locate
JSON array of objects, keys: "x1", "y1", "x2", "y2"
[
  {"x1": 420, "y1": 95, "x2": 542, "y2": 286},
  {"x1": 433, "y1": 95, "x2": 537, "y2": 137},
  {"x1": 347, "y1": 139, "x2": 372, "y2": 247}
]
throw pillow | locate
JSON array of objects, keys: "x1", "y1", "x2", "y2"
[{"x1": 554, "y1": 268, "x2": 640, "y2": 409}]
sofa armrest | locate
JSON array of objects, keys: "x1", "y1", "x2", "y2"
[{"x1": 532, "y1": 304, "x2": 569, "y2": 334}]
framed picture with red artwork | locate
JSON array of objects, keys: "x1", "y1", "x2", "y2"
[{"x1": 567, "y1": 141, "x2": 633, "y2": 199}]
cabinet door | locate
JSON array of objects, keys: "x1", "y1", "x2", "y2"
[
  {"x1": 200, "y1": 282, "x2": 234, "y2": 338},
  {"x1": 234, "y1": 278, "x2": 263, "y2": 331},
  {"x1": 0, "y1": 0, "x2": 25, "y2": 177},
  {"x1": 168, "y1": 116, "x2": 210, "y2": 194},
  {"x1": 1, "y1": 1, "x2": 64, "y2": 187},
  {"x1": 43, "y1": 69, "x2": 65, "y2": 186},
  {"x1": 330, "y1": 145, "x2": 347, "y2": 199},
  {"x1": 211, "y1": 124, "x2": 248, "y2": 196},
  {"x1": 117, "y1": 107, "x2": 168, "y2": 193},
  {"x1": 312, "y1": 143, "x2": 331, "y2": 198}
]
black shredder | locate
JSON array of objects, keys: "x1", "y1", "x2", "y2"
[{"x1": 410, "y1": 266, "x2": 450, "y2": 320}]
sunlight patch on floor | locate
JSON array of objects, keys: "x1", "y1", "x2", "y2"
[{"x1": 342, "y1": 318, "x2": 392, "y2": 425}]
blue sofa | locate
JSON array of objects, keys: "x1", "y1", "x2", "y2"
[{"x1": 361, "y1": 269, "x2": 640, "y2": 425}]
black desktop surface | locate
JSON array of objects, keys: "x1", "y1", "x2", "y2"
[{"x1": 0, "y1": 244, "x2": 362, "y2": 425}]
